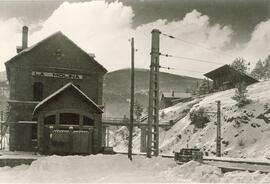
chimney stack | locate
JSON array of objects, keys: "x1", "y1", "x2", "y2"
[{"x1": 22, "y1": 26, "x2": 28, "y2": 50}]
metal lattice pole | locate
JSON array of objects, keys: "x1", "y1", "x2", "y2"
[{"x1": 147, "y1": 29, "x2": 160, "y2": 158}]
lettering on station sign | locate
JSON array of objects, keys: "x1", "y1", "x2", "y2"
[{"x1": 32, "y1": 71, "x2": 83, "y2": 80}]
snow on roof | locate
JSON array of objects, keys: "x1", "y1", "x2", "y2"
[{"x1": 33, "y1": 82, "x2": 103, "y2": 115}]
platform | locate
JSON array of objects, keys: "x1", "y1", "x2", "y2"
[{"x1": 0, "y1": 150, "x2": 40, "y2": 167}]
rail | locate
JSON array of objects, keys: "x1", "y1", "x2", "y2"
[{"x1": 115, "y1": 152, "x2": 270, "y2": 173}]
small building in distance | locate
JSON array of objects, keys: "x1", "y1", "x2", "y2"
[
  {"x1": 204, "y1": 64, "x2": 258, "y2": 91},
  {"x1": 5, "y1": 26, "x2": 107, "y2": 155},
  {"x1": 160, "y1": 91, "x2": 192, "y2": 109}
]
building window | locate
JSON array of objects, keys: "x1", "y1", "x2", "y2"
[
  {"x1": 60, "y1": 113, "x2": 79, "y2": 125},
  {"x1": 33, "y1": 82, "x2": 43, "y2": 101},
  {"x1": 83, "y1": 116, "x2": 94, "y2": 126},
  {"x1": 44, "y1": 115, "x2": 56, "y2": 125}
]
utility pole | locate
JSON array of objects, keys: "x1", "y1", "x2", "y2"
[
  {"x1": 216, "y1": 100, "x2": 221, "y2": 157},
  {"x1": 128, "y1": 37, "x2": 135, "y2": 160},
  {"x1": 0, "y1": 111, "x2": 2, "y2": 150},
  {"x1": 147, "y1": 29, "x2": 160, "y2": 158}
]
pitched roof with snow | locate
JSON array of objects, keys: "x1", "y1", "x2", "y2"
[
  {"x1": 33, "y1": 82, "x2": 103, "y2": 115},
  {"x1": 5, "y1": 31, "x2": 107, "y2": 80}
]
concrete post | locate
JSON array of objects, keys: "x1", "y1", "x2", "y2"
[{"x1": 216, "y1": 100, "x2": 221, "y2": 157}]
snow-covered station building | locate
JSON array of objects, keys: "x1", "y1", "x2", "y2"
[{"x1": 5, "y1": 26, "x2": 107, "y2": 155}]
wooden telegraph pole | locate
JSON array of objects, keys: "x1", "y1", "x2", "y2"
[
  {"x1": 147, "y1": 29, "x2": 161, "y2": 158},
  {"x1": 128, "y1": 37, "x2": 135, "y2": 160},
  {"x1": 216, "y1": 100, "x2": 221, "y2": 157}
]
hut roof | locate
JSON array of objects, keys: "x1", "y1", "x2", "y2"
[
  {"x1": 204, "y1": 64, "x2": 258, "y2": 83},
  {"x1": 33, "y1": 82, "x2": 103, "y2": 115}
]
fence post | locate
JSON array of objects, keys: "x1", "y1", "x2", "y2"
[
  {"x1": 88, "y1": 128, "x2": 92, "y2": 154},
  {"x1": 69, "y1": 126, "x2": 73, "y2": 155},
  {"x1": 216, "y1": 100, "x2": 221, "y2": 157},
  {"x1": 0, "y1": 111, "x2": 2, "y2": 150},
  {"x1": 49, "y1": 126, "x2": 54, "y2": 155}
]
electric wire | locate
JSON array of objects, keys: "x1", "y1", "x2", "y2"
[
  {"x1": 161, "y1": 32, "x2": 236, "y2": 59},
  {"x1": 160, "y1": 53, "x2": 228, "y2": 65}
]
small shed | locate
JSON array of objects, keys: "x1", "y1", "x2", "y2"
[
  {"x1": 204, "y1": 64, "x2": 258, "y2": 91},
  {"x1": 160, "y1": 91, "x2": 192, "y2": 109},
  {"x1": 33, "y1": 83, "x2": 103, "y2": 155}
]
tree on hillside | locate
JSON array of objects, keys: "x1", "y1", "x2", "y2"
[
  {"x1": 198, "y1": 79, "x2": 210, "y2": 95},
  {"x1": 134, "y1": 100, "x2": 143, "y2": 120},
  {"x1": 251, "y1": 55, "x2": 270, "y2": 80},
  {"x1": 251, "y1": 60, "x2": 265, "y2": 80},
  {"x1": 264, "y1": 55, "x2": 270, "y2": 79},
  {"x1": 231, "y1": 57, "x2": 249, "y2": 73},
  {"x1": 232, "y1": 82, "x2": 251, "y2": 107}
]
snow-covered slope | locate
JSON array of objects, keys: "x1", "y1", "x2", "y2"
[{"x1": 113, "y1": 80, "x2": 270, "y2": 160}]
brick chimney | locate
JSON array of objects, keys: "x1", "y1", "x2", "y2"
[
  {"x1": 16, "y1": 26, "x2": 28, "y2": 53},
  {"x1": 22, "y1": 26, "x2": 28, "y2": 50}
]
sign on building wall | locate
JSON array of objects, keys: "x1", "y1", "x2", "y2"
[{"x1": 32, "y1": 71, "x2": 83, "y2": 80}]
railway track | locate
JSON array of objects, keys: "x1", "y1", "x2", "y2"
[
  {"x1": 1, "y1": 150, "x2": 270, "y2": 173},
  {"x1": 116, "y1": 152, "x2": 270, "y2": 173}
]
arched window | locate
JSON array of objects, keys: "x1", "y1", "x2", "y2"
[
  {"x1": 33, "y1": 82, "x2": 43, "y2": 101},
  {"x1": 60, "y1": 113, "x2": 79, "y2": 125},
  {"x1": 83, "y1": 116, "x2": 94, "y2": 126}
]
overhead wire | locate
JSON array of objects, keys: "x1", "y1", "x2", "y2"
[
  {"x1": 160, "y1": 67, "x2": 207, "y2": 74},
  {"x1": 160, "y1": 32, "x2": 236, "y2": 59},
  {"x1": 159, "y1": 53, "x2": 228, "y2": 65}
]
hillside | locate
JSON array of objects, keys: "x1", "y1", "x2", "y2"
[
  {"x1": 103, "y1": 68, "x2": 202, "y2": 117},
  {"x1": 111, "y1": 80, "x2": 270, "y2": 160},
  {"x1": 0, "y1": 69, "x2": 202, "y2": 118}
]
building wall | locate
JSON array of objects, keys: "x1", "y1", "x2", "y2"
[
  {"x1": 6, "y1": 33, "x2": 106, "y2": 152},
  {"x1": 7, "y1": 33, "x2": 105, "y2": 103},
  {"x1": 36, "y1": 89, "x2": 102, "y2": 154}
]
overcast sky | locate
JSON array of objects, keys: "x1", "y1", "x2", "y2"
[{"x1": 0, "y1": 0, "x2": 270, "y2": 78}]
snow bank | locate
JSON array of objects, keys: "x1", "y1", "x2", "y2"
[
  {"x1": 0, "y1": 154, "x2": 178, "y2": 183},
  {"x1": 1, "y1": 155, "x2": 270, "y2": 183}
]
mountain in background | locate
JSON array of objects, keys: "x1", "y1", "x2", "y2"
[
  {"x1": 0, "y1": 69, "x2": 203, "y2": 117},
  {"x1": 103, "y1": 68, "x2": 203, "y2": 117}
]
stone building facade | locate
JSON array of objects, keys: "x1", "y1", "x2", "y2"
[{"x1": 5, "y1": 26, "x2": 107, "y2": 154}]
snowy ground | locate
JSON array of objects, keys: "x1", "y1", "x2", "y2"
[{"x1": 1, "y1": 154, "x2": 270, "y2": 183}]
